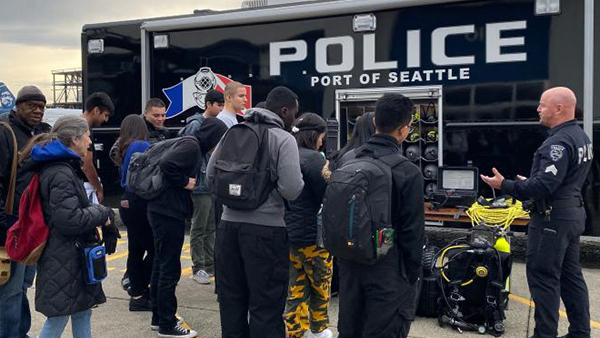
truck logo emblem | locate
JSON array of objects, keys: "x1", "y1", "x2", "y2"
[{"x1": 162, "y1": 67, "x2": 252, "y2": 119}]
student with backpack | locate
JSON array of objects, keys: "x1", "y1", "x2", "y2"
[
  {"x1": 321, "y1": 111, "x2": 375, "y2": 297},
  {"x1": 323, "y1": 94, "x2": 424, "y2": 338},
  {"x1": 18, "y1": 116, "x2": 119, "y2": 338},
  {"x1": 116, "y1": 115, "x2": 154, "y2": 311},
  {"x1": 146, "y1": 135, "x2": 200, "y2": 338},
  {"x1": 207, "y1": 86, "x2": 304, "y2": 338},
  {"x1": 283, "y1": 113, "x2": 333, "y2": 338}
]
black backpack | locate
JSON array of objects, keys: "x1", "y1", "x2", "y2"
[
  {"x1": 322, "y1": 152, "x2": 406, "y2": 265},
  {"x1": 209, "y1": 122, "x2": 275, "y2": 210},
  {"x1": 126, "y1": 136, "x2": 194, "y2": 200}
]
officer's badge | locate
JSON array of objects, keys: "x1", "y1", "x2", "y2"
[{"x1": 550, "y1": 145, "x2": 565, "y2": 162}]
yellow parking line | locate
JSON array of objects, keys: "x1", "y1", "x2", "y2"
[
  {"x1": 509, "y1": 294, "x2": 600, "y2": 329},
  {"x1": 106, "y1": 251, "x2": 129, "y2": 262},
  {"x1": 181, "y1": 255, "x2": 192, "y2": 260},
  {"x1": 107, "y1": 267, "x2": 116, "y2": 271},
  {"x1": 176, "y1": 312, "x2": 192, "y2": 330}
]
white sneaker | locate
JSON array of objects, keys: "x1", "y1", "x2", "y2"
[
  {"x1": 308, "y1": 328, "x2": 333, "y2": 338},
  {"x1": 192, "y1": 270, "x2": 211, "y2": 285}
]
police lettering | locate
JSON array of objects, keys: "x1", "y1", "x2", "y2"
[
  {"x1": 578, "y1": 143, "x2": 593, "y2": 164},
  {"x1": 270, "y1": 20, "x2": 527, "y2": 76}
]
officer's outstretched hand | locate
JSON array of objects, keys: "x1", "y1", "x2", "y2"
[{"x1": 480, "y1": 167, "x2": 504, "y2": 190}]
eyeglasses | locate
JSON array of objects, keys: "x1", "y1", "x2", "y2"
[{"x1": 23, "y1": 102, "x2": 45, "y2": 112}]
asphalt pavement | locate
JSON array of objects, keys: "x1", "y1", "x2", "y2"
[{"x1": 27, "y1": 233, "x2": 600, "y2": 338}]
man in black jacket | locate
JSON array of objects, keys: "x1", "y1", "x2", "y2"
[
  {"x1": 336, "y1": 93, "x2": 424, "y2": 338},
  {"x1": 147, "y1": 136, "x2": 200, "y2": 338},
  {"x1": 143, "y1": 98, "x2": 170, "y2": 143},
  {"x1": 0, "y1": 85, "x2": 51, "y2": 338}
]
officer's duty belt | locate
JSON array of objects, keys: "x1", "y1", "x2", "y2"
[{"x1": 548, "y1": 197, "x2": 583, "y2": 209}]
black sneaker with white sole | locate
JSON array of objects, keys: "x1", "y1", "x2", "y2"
[
  {"x1": 150, "y1": 316, "x2": 184, "y2": 331},
  {"x1": 158, "y1": 325, "x2": 197, "y2": 338}
]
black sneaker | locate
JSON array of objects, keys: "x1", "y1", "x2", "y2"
[
  {"x1": 129, "y1": 294, "x2": 152, "y2": 312},
  {"x1": 158, "y1": 325, "x2": 197, "y2": 338},
  {"x1": 151, "y1": 315, "x2": 184, "y2": 331}
]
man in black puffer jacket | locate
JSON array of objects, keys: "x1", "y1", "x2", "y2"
[{"x1": 143, "y1": 98, "x2": 171, "y2": 144}]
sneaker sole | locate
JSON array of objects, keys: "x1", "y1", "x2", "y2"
[
  {"x1": 129, "y1": 307, "x2": 152, "y2": 312},
  {"x1": 157, "y1": 330, "x2": 197, "y2": 338},
  {"x1": 193, "y1": 279, "x2": 211, "y2": 285}
]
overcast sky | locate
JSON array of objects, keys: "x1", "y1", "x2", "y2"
[{"x1": 0, "y1": 0, "x2": 243, "y2": 103}]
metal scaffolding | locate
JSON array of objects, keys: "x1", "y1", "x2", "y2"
[{"x1": 52, "y1": 68, "x2": 82, "y2": 109}]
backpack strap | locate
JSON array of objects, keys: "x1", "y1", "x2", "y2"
[
  {"x1": 0, "y1": 121, "x2": 18, "y2": 216},
  {"x1": 376, "y1": 152, "x2": 407, "y2": 169}
]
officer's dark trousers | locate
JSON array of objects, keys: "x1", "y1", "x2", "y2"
[
  {"x1": 338, "y1": 250, "x2": 413, "y2": 338},
  {"x1": 148, "y1": 211, "x2": 185, "y2": 330},
  {"x1": 120, "y1": 192, "x2": 154, "y2": 297},
  {"x1": 216, "y1": 221, "x2": 289, "y2": 338},
  {"x1": 526, "y1": 211, "x2": 590, "y2": 338}
]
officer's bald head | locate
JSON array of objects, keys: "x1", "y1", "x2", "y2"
[{"x1": 538, "y1": 87, "x2": 577, "y2": 128}]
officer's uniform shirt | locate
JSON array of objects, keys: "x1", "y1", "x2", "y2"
[{"x1": 501, "y1": 119, "x2": 593, "y2": 203}]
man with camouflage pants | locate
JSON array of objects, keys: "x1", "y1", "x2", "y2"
[{"x1": 285, "y1": 246, "x2": 333, "y2": 337}]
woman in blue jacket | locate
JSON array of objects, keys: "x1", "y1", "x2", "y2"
[{"x1": 117, "y1": 115, "x2": 154, "y2": 311}]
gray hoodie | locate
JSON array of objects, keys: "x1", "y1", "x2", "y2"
[{"x1": 206, "y1": 108, "x2": 304, "y2": 227}]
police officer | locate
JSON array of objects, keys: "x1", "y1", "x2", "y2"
[{"x1": 481, "y1": 87, "x2": 592, "y2": 338}]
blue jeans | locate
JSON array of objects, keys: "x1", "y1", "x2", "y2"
[
  {"x1": 0, "y1": 262, "x2": 35, "y2": 338},
  {"x1": 39, "y1": 309, "x2": 92, "y2": 338}
]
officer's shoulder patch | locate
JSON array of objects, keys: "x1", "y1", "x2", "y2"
[
  {"x1": 545, "y1": 164, "x2": 558, "y2": 176},
  {"x1": 550, "y1": 144, "x2": 566, "y2": 162}
]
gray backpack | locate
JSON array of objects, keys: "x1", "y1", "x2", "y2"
[{"x1": 126, "y1": 136, "x2": 193, "y2": 200}]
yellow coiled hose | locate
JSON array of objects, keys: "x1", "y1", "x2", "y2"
[{"x1": 466, "y1": 199, "x2": 530, "y2": 230}]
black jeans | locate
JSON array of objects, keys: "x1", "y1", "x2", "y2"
[
  {"x1": 120, "y1": 193, "x2": 154, "y2": 297},
  {"x1": 216, "y1": 221, "x2": 289, "y2": 338},
  {"x1": 148, "y1": 211, "x2": 186, "y2": 330},
  {"x1": 526, "y1": 211, "x2": 591, "y2": 338},
  {"x1": 338, "y1": 249, "x2": 415, "y2": 338}
]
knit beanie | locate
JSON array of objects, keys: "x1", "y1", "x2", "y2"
[{"x1": 15, "y1": 85, "x2": 46, "y2": 105}]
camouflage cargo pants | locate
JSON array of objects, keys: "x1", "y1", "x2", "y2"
[{"x1": 284, "y1": 245, "x2": 333, "y2": 338}]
